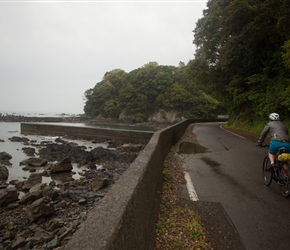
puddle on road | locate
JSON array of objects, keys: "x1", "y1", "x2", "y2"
[{"x1": 178, "y1": 141, "x2": 208, "y2": 154}]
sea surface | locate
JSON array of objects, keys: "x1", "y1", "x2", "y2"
[
  {"x1": 0, "y1": 122, "x2": 107, "y2": 184},
  {"x1": 0, "y1": 121, "x2": 160, "y2": 185}
]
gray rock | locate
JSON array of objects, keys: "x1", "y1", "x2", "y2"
[
  {"x1": 23, "y1": 173, "x2": 42, "y2": 190},
  {"x1": 25, "y1": 197, "x2": 55, "y2": 222},
  {"x1": 0, "y1": 187, "x2": 18, "y2": 206},
  {"x1": 22, "y1": 147, "x2": 36, "y2": 156},
  {"x1": 11, "y1": 236, "x2": 27, "y2": 249},
  {"x1": 0, "y1": 152, "x2": 12, "y2": 161},
  {"x1": 46, "y1": 236, "x2": 61, "y2": 250},
  {"x1": 91, "y1": 178, "x2": 109, "y2": 191},
  {"x1": 8, "y1": 136, "x2": 29, "y2": 142},
  {"x1": 46, "y1": 218, "x2": 64, "y2": 231},
  {"x1": 49, "y1": 157, "x2": 73, "y2": 174},
  {"x1": 33, "y1": 226, "x2": 54, "y2": 242},
  {"x1": 0, "y1": 164, "x2": 9, "y2": 181},
  {"x1": 19, "y1": 189, "x2": 42, "y2": 204},
  {"x1": 20, "y1": 157, "x2": 48, "y2": 167}
]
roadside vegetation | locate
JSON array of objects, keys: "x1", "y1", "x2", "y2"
[{"x1": 154, "y1": 154, "x2": 212, "y2": 250}]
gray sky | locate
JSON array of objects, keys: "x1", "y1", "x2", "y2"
[{"x1": 0, "y1": 0, "x2": 207, "y2": 115}]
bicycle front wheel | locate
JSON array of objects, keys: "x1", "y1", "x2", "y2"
[
  {"x1": 279, "y1": 163, "x2": 290, "y2": 198},
  {"x1": 262, "y1": 156, "x2": 272, "y2": 186}
]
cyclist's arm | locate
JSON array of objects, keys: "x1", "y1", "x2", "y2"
[{"x1": 258, "y1": 124, "x2": 270, "y2": 145}]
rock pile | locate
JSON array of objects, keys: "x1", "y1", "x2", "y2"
[{"x1": 0, "y1": 135, "x2": 144, "y2": 249}]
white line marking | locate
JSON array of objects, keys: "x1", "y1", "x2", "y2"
[
  {"x1": 184, "y1": 171, "x2": 199, "y2": 201},
  {"x1": 220, "y1": 125, "x2": 246, "y2": 139}
]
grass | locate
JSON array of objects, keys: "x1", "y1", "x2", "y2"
[{"x1": 154, "y1": 153, "x2": 212, "y2": 250}]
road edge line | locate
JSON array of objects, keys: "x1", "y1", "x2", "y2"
[
  {"x1": 184, "y1": 171, "x2": 199, "y2": 201},
  {"x1": 220, "y1": 125, "x2": 246, "y2": 139}
]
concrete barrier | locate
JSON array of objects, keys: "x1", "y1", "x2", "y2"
[
  {"x1": 21, "y1": 123, "x2": 154, "y2": 144},
  {"x1": 21, "y1": 119, "x2": 227, "y2": 249}
]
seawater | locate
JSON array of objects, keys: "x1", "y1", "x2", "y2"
[
  {"x1": 0, "y1": 121, "x2": 159, "y2": 184},
  {"x1": 0, "y1": 122, "x2": 106, "y2": 184}
]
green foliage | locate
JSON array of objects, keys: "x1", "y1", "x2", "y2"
[
  {"x1": 282, "y1": 40, "x2": 290, "y2": 70},
  {"x1": 192, "y1": 0, "x2": 290, "y2": 123},
  {"x1": 84, "y1": 62, "x2": 223, "y2": 121}
]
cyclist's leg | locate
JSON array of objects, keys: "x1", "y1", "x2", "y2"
[{"x1": 268, "y1": 140, "x2": 279, "y2": 164}]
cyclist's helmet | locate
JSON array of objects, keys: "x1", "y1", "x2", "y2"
[{"x1": 269, "y1": 113, "x2": 280, "y2": 121}]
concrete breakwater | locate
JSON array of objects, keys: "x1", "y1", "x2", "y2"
[
  {"x1": 21, "y1": 119, "x2": 226, "y2": 249},
  {"x1": 21, "y1": 123, "x2": 154, "y2": 144}
]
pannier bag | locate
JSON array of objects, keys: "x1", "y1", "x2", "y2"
[{"x1": 278, "y1": 153, "x2": 290, "y2": 161}]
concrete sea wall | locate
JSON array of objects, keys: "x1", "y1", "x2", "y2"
[
  {"x1": 21, "y1": 123, "x2": 153, "y2": 144},
  {"x1": 21, "y1": 119, "x2": 226, "y2": 249}
]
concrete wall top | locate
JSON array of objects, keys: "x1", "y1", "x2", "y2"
[{"x1": 21, "y1": 122, "x2": 154, "y2": 144}]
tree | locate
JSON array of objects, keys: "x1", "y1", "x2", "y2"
[{"x1": 192, "y1": 0, "x2": 290, "y2": 123}]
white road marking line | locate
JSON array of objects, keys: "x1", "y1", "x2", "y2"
[
  {"x1": 220, "y1": 125, "x2": 246, "y2": 139},
  {"x1": 184, "y1": 171, "x2": 199, "y2": 201}
]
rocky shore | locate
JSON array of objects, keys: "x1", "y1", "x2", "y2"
[{"x1": 0, "y1": 134, "x2": 144, "y2": 249}]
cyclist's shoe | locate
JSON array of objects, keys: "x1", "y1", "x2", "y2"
[
  {"x1": 266, "y1": 164, "x2": 273, "y2": 171},
  {"x1": 268, "y1": 163, "x2": 278, "y2": 172},
  {"x1": 271, "y1": 162, "x2": 278, "y2": 168},
  {"x1": 277, "y1": 180, "x2": 285, "y2": 186}
]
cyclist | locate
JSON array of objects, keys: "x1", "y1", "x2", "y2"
[{"x1": 257, "y1": 113, "x2": 290, "y2": 168}]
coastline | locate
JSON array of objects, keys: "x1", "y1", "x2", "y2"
[{"x1": 0, "y1": 114, "x2": 170, "y2": 132}]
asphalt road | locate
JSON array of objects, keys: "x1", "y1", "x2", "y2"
[{"x1": 183, "y1": 122, "x2": 290, "y2": 250}]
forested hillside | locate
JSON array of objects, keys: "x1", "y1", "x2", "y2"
[
  {"x1": 84, "y1": 62, "x2": 225, "y2": 122},
  {"x1": 191, "y1": 0, "x2": 290, "y2": 127},
  {"x1": 84, "y1": 0, "x2": 290, "y2": 126}
]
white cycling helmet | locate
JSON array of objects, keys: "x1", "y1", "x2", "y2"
[{"x1": 269, "y1": 113, "x2": 280, "y2": 121}]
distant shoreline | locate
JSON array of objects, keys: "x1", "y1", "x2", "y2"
[
  {"x1": 0, "y1": 114, "x2": 84, "y2": 123},
  {"x1": 0, "y1": 114, "x2": 171, "y2": 129}
]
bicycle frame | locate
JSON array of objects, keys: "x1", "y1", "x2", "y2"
[{"x1": 261, "y1": 145, "x2": 290, "y2": 197}]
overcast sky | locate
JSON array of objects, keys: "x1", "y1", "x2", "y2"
[{"x1": 0, "y1": 0, "x2": 207, "y2": 115}]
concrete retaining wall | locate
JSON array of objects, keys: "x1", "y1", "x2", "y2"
[
  {"x1": 21, "y1": 123, "x2": 154, "y2": 144},
  {"x1": 21, "y1": 119, "x2": 226, "y2": 249},
  {"x1": 64, "y1": 119, "x2": 227, "y2": 250}
]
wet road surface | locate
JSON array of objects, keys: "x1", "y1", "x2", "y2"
[{"x1": 183, "y1": 122, "x2": 290, "y2": 250}]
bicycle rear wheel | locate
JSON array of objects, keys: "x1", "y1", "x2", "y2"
[
  {"x1": 279, "y1": 163, "x2": 290, "y2": 198},
  {"x1": 262, "y1": 156, "x2": 272, "y2": 186}
]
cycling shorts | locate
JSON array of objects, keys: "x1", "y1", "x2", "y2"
[{"x1": 269, "y1": 140, "x2": 290, "y2": 155}]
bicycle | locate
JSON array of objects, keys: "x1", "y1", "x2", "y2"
[{"x1": 261, "y1": 145, "x2": 290, "y2": 197}]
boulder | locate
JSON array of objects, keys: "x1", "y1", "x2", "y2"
[
  {"x1": 0, "y1": 152, "x2": 12, "y2": 161},
  {"x1": 22, "y1": 173, "x2": 42, "y2": 190},
  {"x1": 20, "y1": 157, "x2": 48, "y2": 167},
  {"x1": 19, "y1": 189, "x2": 42, "y2": 204},
  {"x1": 25, "y1": 197, "x2": 54, "y2": 222},
  {"x1": 11, "y1": 236, "x2": 27, "y2": 249},
  {"x1": 91, "y1": 178, "x2": 109, "y2": 191},
  {"x1": 0, "y1": 187, "x2": 18, "y2": 206},
  {"x1": 49, "y1": 157, "x2": 73, "y2": 174},
  {"x1": 8, "y1": 136, "x2": 29, "y2": 142},
  {"x1": 0, "y1": 164, "x2": 9, "y2": 181},
  {"x1": 22, "y1": 147, "x2": 36, "y2": 156}
]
